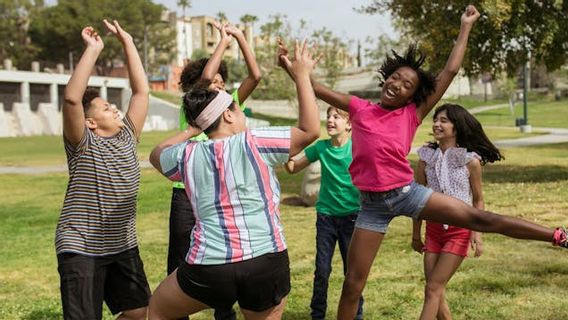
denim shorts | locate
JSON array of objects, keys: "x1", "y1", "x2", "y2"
[{"x1": 355, "y1": 181, "x2": 433, "y2": 233}]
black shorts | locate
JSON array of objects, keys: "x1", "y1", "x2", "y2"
[
  {"x1": 57, "y1": 247, "x2": 151, "y2": 320},
  {"x1": 176, "y1": 250, "x2": 290, "y2": 312}
]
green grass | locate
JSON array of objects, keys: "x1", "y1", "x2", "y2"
[
  {"x1": 473, "y1": 99, "x2": 568, "y2": 128},
  {"x1": 2, "y1": 141, "x2": 568, "y2": 319},
  {"x1": 438, "y1": 96, "x2": 508, "y2": 109}
]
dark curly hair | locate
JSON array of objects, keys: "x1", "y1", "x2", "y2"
[
  {"x1": 81, "y1": 87, "x2": 100, "y2": 114},
  {"x1": 378, "y1": 44, "x2": 437, "y2": 106},
  {"x1": 179, "y1": 58, "x2": 228, "y2": 93},
  {"x1": 428, "y1": 104, "x2": 504, "y2": 165},
  {"x1": 182, "y1": 88, "x2": 236, "y2": 134}
]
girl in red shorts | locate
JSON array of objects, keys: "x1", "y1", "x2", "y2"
[{"x1": 412, "y1": 103, "x2": 503, "y2": 319}]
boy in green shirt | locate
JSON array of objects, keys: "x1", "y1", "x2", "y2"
[{"x1": 285, "y1": 106, "x2": 364, "y2": 320}]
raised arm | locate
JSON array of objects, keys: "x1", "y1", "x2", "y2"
[
  {"x1": 63, "y1": 26, "x2": 104, "y2": 147},
  {"x1": 202, "y1": 22, "x2": 232, "y2": 83},
  {"x1": 277, "y1": 38, "x2": 351, "y2": 111},
  {"x1": 103, "y1": 19, "x2": 149, "y2": 138},
  {"x1": 225, "y1": 23, "x2": 261, "y2": 103},
  {"x1": 281, "y1": 40, "x2": 321, "y2": 157},
  {"x1": 417, "y1": 5, "x2": 480, "y2": 120}
]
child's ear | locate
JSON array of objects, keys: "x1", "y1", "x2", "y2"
[
  {"x1": 85, "y1": 118, "x2": 97, "y2": 129},
  {"x1": 222, "y1": 109, "x2": 233, "y2": 124}
]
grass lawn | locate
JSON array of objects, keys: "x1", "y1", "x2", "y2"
[
  {"x1": 1, "y1": 140, "x2": 568, "y2": 319},
  {"x1": 473, "y1": 99, "x2": 568, "y2": 128}
]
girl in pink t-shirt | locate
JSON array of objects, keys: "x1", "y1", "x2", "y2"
[
  {"x1": 412, "y1": 104, "x2": 502, "y2": 319},
  {"x1": 278, "y1": 5, "x2": 568, "y2": 320}
]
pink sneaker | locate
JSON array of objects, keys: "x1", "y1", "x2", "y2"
[{"x1": 552, "y1": 227, "x2": 568, "y2": 248}]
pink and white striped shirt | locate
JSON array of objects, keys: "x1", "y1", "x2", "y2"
[{"x1": 160, "y1": 127, "x2": 291, "y2": 265}]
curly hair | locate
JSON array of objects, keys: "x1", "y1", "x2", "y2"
[
  {"x1": 182, "y1": 88, "x2": 236, "y2": 134},
  {"x1": 81, "y1": 88, "x2": 100, "y2": 114},
  {"x1": 428, "y1": 104, "x2": 504, "y2": 165},
  {"x1": 179, "y1": 58, "x2": 228, "y2": 93},
  {"x1": 378, "y1": 44, "x2": 437, "y2": 106}
]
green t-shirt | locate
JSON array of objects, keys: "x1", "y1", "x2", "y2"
[
  {"x1": 173, "y1": 90, "x2": 246, "y2": 189},
  {"x1": 304, "y1": 139, "x2": 360, "y2": 216}
]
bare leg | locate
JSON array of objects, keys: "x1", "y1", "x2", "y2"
[
  {"x1": 148, "y1": 269, "x2": 210, "y2": 320},
  {"x1": 419, "y1": 192, "x2": 553, "y2": 242},
  {"x1": 420, "y1": 253, "x2": 464, "y2": 320},
  {"x1": 337, "y1": 228, "x2": 384, "y2": 320},
  {"x1": 240, "y1": 297, "x2": 287, "y2": 320}
]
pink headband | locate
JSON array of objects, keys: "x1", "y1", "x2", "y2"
[{"x1": 195, "y1": 91, "x2": 233, "y2": 130}]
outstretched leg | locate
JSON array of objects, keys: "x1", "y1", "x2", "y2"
[
  {"x1": 420, "y1": 253, "x2": 464, "y2": 320},
  {"x1": 337, "y1": 228, "x2": 384, "y2": 320},
  {"x1": 419, "y1": 192, "x2": 554, "y2": 242}
]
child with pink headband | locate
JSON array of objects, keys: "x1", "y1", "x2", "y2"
[{"x1": 148, "y1": 41, "x2": 321, "y2": 319}]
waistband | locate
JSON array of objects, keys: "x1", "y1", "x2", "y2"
[{"x1": 360, "y1": 182, "x2": 412, "y2": 200}]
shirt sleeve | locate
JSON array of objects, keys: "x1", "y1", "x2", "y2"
[
  {"x1": 231, "y1": 90, "x2": 246, "y2": 111},
  {"x1": 303, "y1": 141, "x2": 321, "y2": 163},
  {"x1": 251, "y1": 127, "x2": 291, "y2": 167},
  {"x1": 179, "y1": 106, "x2": 188, "y2": 131},
  {"x1": 159, "y1": 141, "x2": 189, "y2": 182},
  {"x1": 348, "y1": 95, "x2": 367, "y2": 117}
]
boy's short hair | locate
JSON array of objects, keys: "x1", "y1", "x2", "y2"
[
  {"x1": 179, "y1": 58, "x2": 228, "y2": 93},
  {"x1": 182, "y1": 88, "x2": 236, "y2": 135},
  {"x1": 82, "y1": 88, "x2": 100, "y2": 114},
  {"x1": 327, "y1": 106, "x2": 349, "y2": 120}
]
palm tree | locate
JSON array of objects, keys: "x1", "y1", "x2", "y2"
[
  {"x1": 177, "y1": 0, "x2": 191, "y2": 62},
  {"x1": 216, "y1": 11, "x2": 228, "y2": 23}
]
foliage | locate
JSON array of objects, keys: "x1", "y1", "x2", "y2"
[
  {"x1": 311, "y1": 27, "x2": 352, "y2": 89},
  {"x1": 252, "y1": 14, "x2": 296, "y2": 100},
  {"x1": 0, "y1": 0, "x2": 44, "y2": 70},
  {"x1": 358, "y1": 0, "x2": 568, "y2": 76},
  {"x1": 252, "y1": 15, "x2": 353, "y2": 99},
  {"x1": 28, "y1": 0, "x2": 176, "y2": 75}
]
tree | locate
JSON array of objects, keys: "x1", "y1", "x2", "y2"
[
  {"x1": 0, "y1": 0, "x2": 44, "y2": 70},
  {"x1": 358, "y1": 0, "x2": 568, "y2": 76},
  {"x1": 29, "y1": 0, "x2": 176, "y2": 75},
  {"x1": 240, "y1": 14, "x2": 258, "y2": 28},
  {"x1": 311, "y1": 27, "x2": 352, "y2": 89},
  {"x1": 216, "y1": 11, "x2": 228, "y2": 23},
  {"x1": 177, "y1": 0, "x2": 191, "y2": 61}
]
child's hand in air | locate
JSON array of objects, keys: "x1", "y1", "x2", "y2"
[
  {"x1": 213, "y1": 21, "x2": 233, "y2": 47},
  {"x1": 276, "y1": 38, "x2": 290, "y2": 70},
  {"x1": 103, "y1": 19, "x2": 133, "y2": 44},
  {"x1": 81, "y1": 26, "x2": 104, "y2": 51},
  {"x1": 461, "y1": 5, "x2": 480, "y2": 26},
  {"x1": 224, "y1": 23, "x2": 244, "y2": 39},
  {"x1": 280, "y1": 39, "x2": 321, "y2": 78}
]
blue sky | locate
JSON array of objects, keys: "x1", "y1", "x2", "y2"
[{"x1": 156, "y1": 0, "x2": 396, "y2": 45}]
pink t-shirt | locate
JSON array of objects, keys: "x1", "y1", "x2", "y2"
[{"x1": 349, "y1": 96, "x2": 421, "y2": 192}]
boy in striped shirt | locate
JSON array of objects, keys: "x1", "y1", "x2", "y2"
[{"x1": 56, "y1": 20, "x2": 150, "y2": 320}]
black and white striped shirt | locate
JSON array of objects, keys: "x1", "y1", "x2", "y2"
[{"x1": 55, "y1": 117, "x2": 140, "y2": 256}]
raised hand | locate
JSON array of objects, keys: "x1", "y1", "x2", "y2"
[
  {"x1": 103, "y1": 19, "x2": 133, "y2": 44},
  {"x1": 224, "y1": 23, "x2": 244, "y2": 38},
  {"x1": 461, "y1": 5, "x2": 480, "y2": 26},
  {"x1": 81, "y1": 26, "x2": 104, "y2": 51},
  {"x1": 280, "y1": 39, "x2": 321, "y2": 79},
  {"x1": 212, "y1": 21, "x2": 233, "y2": 47},
  {"x1": 276, "y1": 38, "x2": 290, "y2": 69}
]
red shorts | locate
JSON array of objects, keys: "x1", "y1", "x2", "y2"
[{"x1": 424, "y1": 222, "x2": 471, "y2": 257}]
